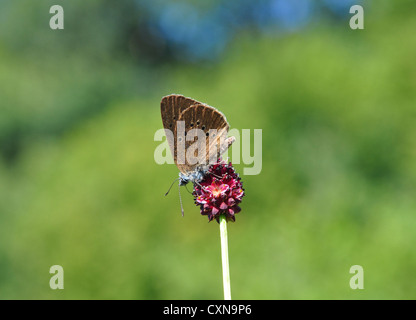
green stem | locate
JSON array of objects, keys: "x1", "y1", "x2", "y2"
[{"x1": 219, "y1": 214, "x2": 231, "y2": 300}]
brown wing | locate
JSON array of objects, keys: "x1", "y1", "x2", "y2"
[
  {"x1": 177, "y1": 104, "x2": 233, "y2": 174},
  {"x1": 160, "y1": 94, "x2": 200, "y2": 170}
]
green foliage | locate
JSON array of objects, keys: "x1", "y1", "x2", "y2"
[{"x1": 1, "y1": 2, "x2": 416, "y2": 299}]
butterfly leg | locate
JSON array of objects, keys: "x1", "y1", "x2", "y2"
[
  {"x1": 209, "y1": 172, "x2": 223, "y2": 180},
  {"x1": 178, "y1": 181, "x2": 185, "y2": 217},
  {"x1": 194, "y1": 181, "x2": 209, "y2": 193}
]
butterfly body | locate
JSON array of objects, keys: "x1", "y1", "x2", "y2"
[{"x1": 178, "y1": 166, "x2": 207, "y2": 186}]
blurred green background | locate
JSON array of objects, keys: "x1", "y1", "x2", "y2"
[{"x1": 1, "y1": 0, "x2": 415, "y2": 299}]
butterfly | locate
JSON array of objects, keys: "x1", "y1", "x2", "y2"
[{"x1": 161, "y1": 94, "x2": 235, "y2": 214}]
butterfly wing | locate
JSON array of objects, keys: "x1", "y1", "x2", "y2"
[
  {"x1": 177, "y1": 104, "x2": 234, "y2": 174},
  {"x1": 161, "y1": 94, "x2": 234, "y2": 175},
  {"x1": 160, "y1": 94, "x2": 200, "y2": 171}
]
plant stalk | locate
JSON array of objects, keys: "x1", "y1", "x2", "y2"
[{"x1": 219, "y1": 214, "x2": 231, "y2": 300}]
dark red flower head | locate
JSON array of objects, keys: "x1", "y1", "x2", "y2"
[{"x1": 193, "y1": 159, "x2": 245, "y2": 223}]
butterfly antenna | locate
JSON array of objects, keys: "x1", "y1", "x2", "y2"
[
  {"x1": 178, "y1": 182, "x2": 185, "y2": 217},
  {"x1": 165, "y1": 177, "x2": 180, "y2": 196}
]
